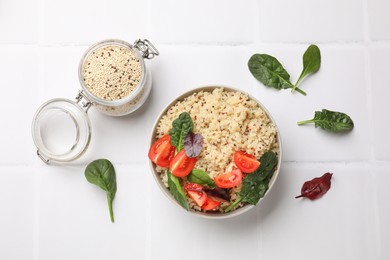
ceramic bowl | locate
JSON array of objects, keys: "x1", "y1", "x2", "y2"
[{"x1": 148, "y1": 86, "x2": 282, "y2": 219}]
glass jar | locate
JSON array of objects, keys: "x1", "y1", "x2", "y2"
[
  {"x1": 79, "y1": 39, "x2": 157, "y2": 116},
  {"x1": 32, "y1": 39, "x2": 159, "y2": 164}
]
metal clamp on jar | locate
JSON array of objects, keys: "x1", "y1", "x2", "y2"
[{"x1": 32, "y1": 39, "x2": 159, "y2": 164}]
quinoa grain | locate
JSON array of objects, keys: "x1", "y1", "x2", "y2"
[
  {"x1": 155, "y1": 88, "x2": 279, "y2": 212},
  {"x1": 83, "y1": 45, "x2": 142, "y2": 101}
]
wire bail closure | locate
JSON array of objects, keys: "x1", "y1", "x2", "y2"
[
  {"x1": 133, "y1": 39, "x2": 160, "y2": 59},
  {"x1": 37, "y1": 149, "x2": 50, "y2": 164},
  {"x1": 76, "y1": 91, "x2": 93, "y2": 112}
]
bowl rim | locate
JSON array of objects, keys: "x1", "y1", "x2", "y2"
[{"x1": 148, "y1": 85, "x2": 283, "y2": 219}]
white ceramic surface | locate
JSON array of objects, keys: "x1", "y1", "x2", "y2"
[{"x1": 0, "y1": 0, "x2": 389, "y2": 259}]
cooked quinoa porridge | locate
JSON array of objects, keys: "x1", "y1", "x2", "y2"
[{"x1": 153, "y1": 88, "x2": 279, "y2": 213}]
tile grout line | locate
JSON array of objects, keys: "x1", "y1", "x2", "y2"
[
  {"x1": 32, "y1": 0, "x2": 46, "y2": 258},
  {"x1": 361, "y1": 0, "x2": 382, "y2": 258},
  {"x1": 3, "y1": 159, "x2": 389, "y2": 169},
  {"x1": 1, "y1": 41, "x2": 390, "y2": 48},
  {"x1": 254, "y1": 0, "x2": 261, "y2": 45},
  {"x1": 256, "y1": 208, "x2": 263, "y2": 260},
  {"x1": 361, "y1": 0, "x2": 375, "y2": 164},
  {"x1": 32, "y1": 171, "x2": 42, "y2": 260},
  {"x1": 144, "y1": 3, "x2": 153, "y2": 257},
  {"x1": 0, "y1": 41, "x2": 390, "y2": 49},
  {"x1": 146, "y1": 0, "x2": 153, "y2": 39},
  {"x1": 143, "y1": 0, "x2": 153, "y2": 247},
  {"x1": 32, "y1": 52, "x2": 44, "y2": 260},
  {"x1": 38, "y1": 0, "x2": 45, "y2": 47},
  {"x1": 255, "y1": 1, "x2": 263, "y2": 259},
  {"x1": 145, "y1": 172, "x2": 152, "y2": 260}
]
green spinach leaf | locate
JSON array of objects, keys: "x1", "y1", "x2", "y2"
[
  {"x1": 225, "y1": 151, "x2": 278, "y2": 212},
  {"x1": 85, "y1": 159, "x2": 117, "y2": 223},
  {"x1": 169, "y1": 112, "x2": 194, "y2": 151},
  {"x1": 297, "y1": 109, "x2": 354, "y2": 132},
  {"x1": 292, "y1": 44, "x2": 321, "y2": 92},
  {"x1": 167, "y1": 170, "x2": 189, "y2": 210},
  {"x1": 248, "y1": 54, "x2": 306, "y2": 95},
  {"x1": 187, "y1": 169, "x2": 216, "y2": 188}
]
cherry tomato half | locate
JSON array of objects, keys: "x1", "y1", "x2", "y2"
[
  {"x1": 148, "y1": 135, "x2": 175, "y2": 168},
  {"x1": 169, "y1": 149, "x2": 197, "y2": 177},
  {"x1": 184, "y1": 183, "x2": 207, "y2": 207},
  {"x1": 201, "y1": 197, "x2": 221, "y2": 211},
  {"x1": 234, "y1": 151, "x2": 260, "y2": 173},
  {"x1": 214, "y1": 169, "x2": 243, "y2": 188}
]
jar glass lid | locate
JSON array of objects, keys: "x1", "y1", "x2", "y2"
[{"x1": 31, "y1": 98, "x2": 91, "y2": 163}]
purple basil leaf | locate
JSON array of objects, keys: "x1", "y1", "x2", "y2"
[
  {"x1": 204, "y1": 187, "x2": 231, "y2": 202},
  {"x1": 184, "y1": 133, "x2": 203, "y2": 158}
]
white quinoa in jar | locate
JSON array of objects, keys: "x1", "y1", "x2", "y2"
[
  {"x1": 83, "y1": 45, "x2": 142, "y2": 101},
  {"x1": 78, "y1": 39, "x2": 155, "y2": 116}
]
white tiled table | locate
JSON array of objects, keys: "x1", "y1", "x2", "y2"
[{"x1": 1, "y1": 0, "x2": 389, "y2": 259}]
